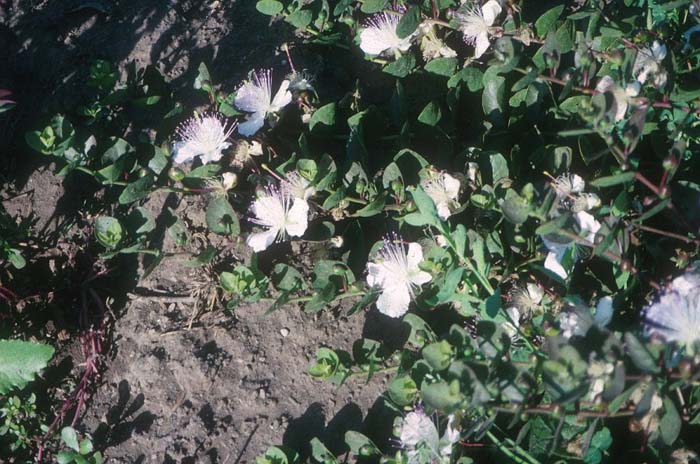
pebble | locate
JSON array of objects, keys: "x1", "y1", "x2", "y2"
[{"x1": 280, "y1": 327, "x2": 290, "y2": 337}]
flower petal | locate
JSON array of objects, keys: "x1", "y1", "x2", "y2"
[
  {"x1": 172, "y1": 141, "x2": 199, "y2": 164},
  {"x1": 545, "y1": 250, "x2": 568, "y2": 280},
  {"x1": 652, "y1": 40, "x2": 667, "y2": 60},
  {"x1": 360, "y1": 27, "x2": 394, "y2": 55},
  {"x1": 442, "y1": 173, "x2": 461, "y2": 199},
  {"x1": 436, "y1": 202, "x2": 452, "y2": 220},
  {"x1": 473, "y1": 32, "x2": 491, "y2": 59},
  {"x1": 246, "y1": 228, "x2": 279, "y2": 252},
  {"x1": 238, "y1": 112, "x2": 266, "y2": 137},
  {"x1": 376, "y1": 281, "x2": 411, "y2": 318},
  {"x1": 283, "y1": 198, "x2": 309, "y2": 237},
  {"x1": 270, "y1": 80, "x2": 292, "y2": 112},
  {"x1": 481, "y1": 0, "x2": 502, "y2": 26},
  {"x1": 235, "y1": 82, "x2": 269, "y2": 113},
  {"x1": 406, "y1": 242, "x2": 425, "y2": 270},
  {"x1": 575, "y1": 211, "x2": 601, "y2": 243},
  {"x1": 594, "y1": 296, "x2": 613, "y2": 328},
  {"x1": 366, "y1": 262, "x2": 387, "y2": 288}
]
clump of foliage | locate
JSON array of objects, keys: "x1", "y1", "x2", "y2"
[{"x1": 8, "y1": 0, "x2": 700, "y2": 462}]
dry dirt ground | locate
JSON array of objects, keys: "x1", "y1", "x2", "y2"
[{"x1": 1, "y1": 1, "x2": 400, "y2": 462}]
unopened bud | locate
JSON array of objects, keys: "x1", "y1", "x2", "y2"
[
  {"x1": 222, "y1": 172, "x2": 238, "y2": 191},
  {"x1": 168, "y1": 167, "x2": 185, "y2": 181},
  {"x1": 663, "y1": 156, "x2": 678, "y2": 171}
]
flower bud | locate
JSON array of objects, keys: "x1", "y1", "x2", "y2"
[
  {"x1": 222, "y1": 172, "x2": 238, "y2": 191},
  {"x1": 168, "y1": 167, "x2": 185, "y2": 181},
  {"x1": 663, "y1": 155, "x2": 678, "y2": 171}
]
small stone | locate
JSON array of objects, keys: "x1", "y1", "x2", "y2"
[{"x1": 280, "y1": 328, "x2": 290, "y2": 337}]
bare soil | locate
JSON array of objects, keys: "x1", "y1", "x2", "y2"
[{"x1": 1, "y1": 1, "x2": 397, "y2": 462}]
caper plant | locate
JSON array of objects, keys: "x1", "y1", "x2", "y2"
[{"x1": 22, "y1": 0, "x2": 700, "y2": 461}]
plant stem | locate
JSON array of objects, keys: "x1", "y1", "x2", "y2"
[
  {"x1": 485, "y1": 430, "x2": 541, "y2": 464},
  {"x1": 261, "y1": 289, "x2": 367, "y2": 306}
]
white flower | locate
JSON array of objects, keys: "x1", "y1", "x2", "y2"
[
  {"x1": 283, "y1": 170, "x2": 316, "y2": 200},
  {"x1": 594, "y1": 296, "x2": 614, "y2": 327},
  {"x1": 235, "y1": 70, "x2": 292, "y2": 137},
  {"x1": 419, "y1": 23, "x2": 458, "y2": 61},
  {"x1": 172, "y1": 113, "x2": 235, "y2": 165},
  {"x1": 222, "y1": 172, "x2": 238, "y2": 191},
  {"x1": 247, "y1": 187, "x2": 309, "y2": 252},
  {"x1": 503, "y1": 306, "x2": 521, "y2": 339},
  {"x1": 645, "y1": 272, "x2": 700, "y2": 352},
  {"x1": 576, "y1": 211, "x2": 601, "y2": 244},
  {"x1": 542, "y1": 211, "x2": 600, "y2": 279},
  {"x1": 399, "y1": 411, "x2": 460, "y2": 464},
  {"x1": 286, "y1": 70, "x2": 315, "y2": 93},
  {"x1": 543, "y1": 236, "x2": 570, "y2": 280},
  {"x1": 232, "y1": 140, "x2": 264, "y2": 170},
  {"x1": 455, "y1": 0, "x2": 502, "y2": 59},
  {"x1": 587, "y1": 360, "x2": 614, "y2": 400},
  {"x1": 366, "y1": 238, "x2": 432, "y2": 318},
  {"x1": 359, "y1": 11, "x2": 414, "y2": 56},
  {"x1": 551, "y1": 173, "x2": 586, "y2": 198},
  {"x1": 510, "y1": 283, "x2": 544, "y2": 318},
  {"x1": 420, "y1": 172, "x2": 461, "y2": 220},
  {"x1": 466, "y1": 162, "x2": 479, "y2": 183},
  {"x1": 560, "y1": 297, "x2": 613, "y2": 339},
  {"x1": 571, "y1": 193, "x2": 602, "y2": 213},
  {"x1": 559, "y1": 310, "x2": 589, "y2": 339},
  {"x1": 595, "y1": 75, "x2": 630, "y2": 122},
  {"x1": 632, "y1": 41, "x2": 668, "y2": 89}
]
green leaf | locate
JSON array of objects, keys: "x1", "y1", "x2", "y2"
[
  {"x1": 383, "y1": 54, "x2": 416, "y2": 78},
  {"x1": 133, "y1": 207, "x2": 156, "y2": 234},
  {"x1": 660, "y1": 397, "x2": 681, "y2": 445},
  {"x1": 57, "y1": 451, "x2": 77, "y2": 464},
  {"x1": 425, "y1": 57, "x2": 458, "y2": 77},
  {"x1": 271, "y1": 264, "x2": 304, "y2": 292},
  {"x1": 624, "y1": 332, "x2": 660, "y2": 373},
  {"x1": 94, "y1": 216, "x2": 123, "y2": 249},
  {"x1": 417, "y1": 101, "x2": 441, "y2": 126},
  {"x1": 310, "y1": 438, "x2": 338, "y2": 464},
  {"x1": 194, "y1": 62, "x2": 212, "y2": 91},
  {"x1": 410, "y1": 186, "x2": 440, "y2": 226},
  {"x1": 256, "y1": 0, "x2": 283, "y2": 15},
  {"x1": 535, "y1": 214, "x2": 568, "y2": 236},
  {"x1": 535, "y1": 5, "x2": 564, "y2": 37},
  {"x1": 183, "y1": 246, "x2": 217, "y2": 268},
  {"x1": 501, "y1": 189, "x2": 530, "y2": 224},
  {"x1": 285, "y1": 9, "x2": 313, "y2": 28},
  {"x1": 309, "y1": 103, "x2": 336, "y2": 131},
  {"x1": 396, "y1": 6, "x2": 421, "y2": 38},
  {"x1": 360, "y1": 0, "x2": 389, "y2": 14},
  {"x1": 25, "y1": 126, "x2": 56, "y2": 154},
  {"x1": 61, "y1": 427, "x2": 80, "y2": 452},
  {"x1": 118, "y1": 174, "x2": 154, "y2": 204},
  {"x1": 388, "y1": 376, "x2": 418, "y2": 405},
  {"x1": 448, "y1": 67, "x2": 484, "y2": 91},
  {"x1": 352, "y1": 192, "x2": 387, "y2": 217},
  {"x1": 206, "y1": 196, "x2": 240, "y2": 236},
  {"x1": 345, "y1": 431, "x2": 380, "y2": 456},
  {"x1": 0, "y1": 340, "x2": 54, "y2": 394},
  {"x1": 101, "y1": 137, "x2": 133, "y2": 163},
  {"x1": 422, "y1": 341, "x2": 454, "y2": 371},
  {"x1": 421, "y1": 379, "x2": 462, "y2": 412},
  {"x1": 79, "y1": 438, "x2": 93, "y2": 455},
  {"x1": 489, "y1": 152, "x2": 509, "y2": 183},
  {"x1": 589, "y1": 171, "x2": 635, "y2": 188},
  {"x1": 482, "y1": 70, "x2": 505, "y2": 120}
]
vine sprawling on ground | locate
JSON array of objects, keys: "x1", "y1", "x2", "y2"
[{"x1": 4, "y1": 0, "x2": 700, "y2": 462}]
